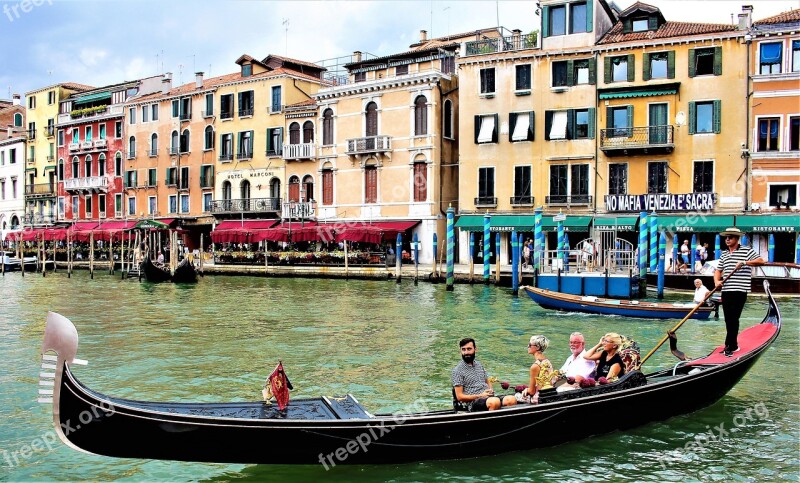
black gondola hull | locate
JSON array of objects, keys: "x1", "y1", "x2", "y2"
[
  {"x1": 171, "y1": 258, "x2": 197, "y2": 283},
  {"x1": 140, "y1": 257, "x2": 171, "y2": 283}
]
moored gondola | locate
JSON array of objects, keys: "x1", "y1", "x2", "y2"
[
  {"x1": 139, "y1": 256, "x2": 171, "y2": 283},
  {"x1": 38, "y1": 281, "x2": 780, "y2": 465},
  {"x1": 171, "y1": 258, "x2": 197, "y2": 284}
]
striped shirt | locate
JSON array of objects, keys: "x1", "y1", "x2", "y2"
[
  {"x1": 452, "y1": 360, "x2": 490, "y2": 395},
  {"x1": 718, "y1": 246, "x2": 759, "y2": 293}
]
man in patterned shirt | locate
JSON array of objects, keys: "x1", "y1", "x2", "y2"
[
  {"x1": 714, "y1": 228, "x2": 765, "y2": 357},
  {"x1": 452, "y1": 338, "x2": 516, "y2": 411}
]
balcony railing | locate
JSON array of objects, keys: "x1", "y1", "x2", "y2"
[
  {"x1": 44, "y1": 125, "x2": 55, "y2": 137},
  {"x1": 64, "y1": 176, "x2": 109, "y2": 192},
  {"x1": 46, "y1": 155, "x2": 54, "y2": 162},
  {"x1": 282, "y1": 201, "x2": 317, "y2": 220},
  {"x1": 69, "y1": 143, "x2": 80, "y2": 152},
  {"x1": 474, "y1": 196, "x2": 498, "y2": 207},
  {"x1": 238, "y1": 108, "x2": 253, "y2": 117},
  {"x1": 219, "y1": 153, "x2": 233, "y2": 162},
  {"x1": 210, "y1": 197, "x2": 282, "y2": 214},
  {"x1": 464, "y1": 33, "x2": 537, "y2": 57},
  {"x1": 283, "y1": 143, "x2": 316, "y2": 160},
  {"x1": 220, "y1": 111, "x2": 233, "y2": 120},
  {"x1": 179, "y1": 112, "x2": 191, "y2": 121},
  {"x1": 599, "y1": 125, "x2": 675, "y2": 155},
  {"x1": 81, "y1": 140, "x2": 93, "y2": 150},
  {"x1": 345, "y1": 135, "x2": 391, "y2": 155},
  {"x1": 510, "y1": 195, "x2": 534, "y2": 206},
  {"x1": 94, "y1": 139, "x2": 107, "y2": 149},
  {"x1": 24, "y1": 213, "x2": 58, "y2": 226},
  {"x1": 27, "y1": 129, "x2": 36, "y2": 140},
  {"x1": 58, "y1": 105, "x2": 122, "y2": 125},
  {"x1": 236, "y1": 151, "x2": 253, "y2": 160},
  {"x1": 545, "y1": 194, "x2": 593, "y2": 206},
  {"x1": 25, "y1": 183, "x2": 56, "y2": 196}
]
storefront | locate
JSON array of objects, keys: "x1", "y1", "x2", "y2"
[{"x1": 734, "y1": 215, "x2": 799, "y2": 263}]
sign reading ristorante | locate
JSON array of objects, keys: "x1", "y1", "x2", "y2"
[{"x1": 604, "y1": 193, "x2": 716, "y2": 212}]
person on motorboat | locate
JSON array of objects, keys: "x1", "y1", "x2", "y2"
[
  {"x1": 693, "y1": 279, "x2": 711, "y2": 304},
  {"x1": 517, "y1": 335, "x2": 555, "y2": 404},
  {"x1": 584, "y1": 333, "x2": 625, "y2": 380},
  {"x1": 452, "y1": 338, "x2": 516, "y2": 411},
  {"x1": 558, "y1": 332, "x2": 597, "y2": 391}
]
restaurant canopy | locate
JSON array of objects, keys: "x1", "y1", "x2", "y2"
[
  {"x1": 333, "y1": 221, "x2": 420, "y2": 244},
  {"x1": 734, "y1": 215, "x2": 798, "y2": 233},
  {"x1": 592, "y1": 216, "x2": 639, "y2": 232},
  {"x1": 210, "y1": 220, "x2": 280, "y2": 243},
  {"x1": 657, "y1": 215, "x2": 734, "y2": 234}
]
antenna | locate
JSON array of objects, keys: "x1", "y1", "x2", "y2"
[
  {"x1": 430, "y1": 0, "x2": 433, "y2": 37},
  {"x1": 178, "y1": 64, "x2": 183, "y2": 85},
  {"x1": 282, "y1": 18, "x2": 289, "y2": 56},
  {"x1": 443, "y1": 5, "x2": 450, "y2": 36}
]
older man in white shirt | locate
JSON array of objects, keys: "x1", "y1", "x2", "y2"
[{"x1": 558, "y1": 332, "x2": 597, "y2": 391}]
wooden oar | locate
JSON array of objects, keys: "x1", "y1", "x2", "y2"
[{"x1": 638, "y1": 266, "x2": 740, "y2": 368}]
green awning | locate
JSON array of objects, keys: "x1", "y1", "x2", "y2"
[
  {"x1": 598, "y1": 82, "x2": 680, "y2": 100},
  {"x1": 657, "y1": 215, "x2": 734, "y2": 233},
  {"x1": 454, "y1": 215, "x2": 535, "y2": 232},
  {"x1": 135, "y1": 219, "x2": 170, "y2": 230},
  {"x1": 43, "y1": 165, "x2": 56, "y2": 172},
  {"x1": 74, "y1": 92, "x2": 111, "y2": 105},
  {"x1": 593, "y1": 216, "x2": 639, "y2": 231},
  {"x1": 25, "y1": 167, "x2": 36, "y2": 174},
  {"x1": 541, "y1": 216, "x2": 592, "y2": 231},
  {"x1": 735, "y1": 215, "x2": 799, "y2": 233}
]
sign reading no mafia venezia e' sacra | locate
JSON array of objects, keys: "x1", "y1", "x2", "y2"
[{"x1": 605, "y1": 193, "x2": 716, "y2": 212}]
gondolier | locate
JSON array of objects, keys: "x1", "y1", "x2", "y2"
[{"x1": 715, "y1": 227, "x2": 765, "y2": 357}]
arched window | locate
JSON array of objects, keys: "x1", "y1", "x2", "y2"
[
  {"x1": 128, "y1": 136, "x2": 136, "y2": 157},
  {"x1": 322, "y1": 108, "x2": 333, "y2": 145},
  {"x1": 302, "y1": 121, "x2": 314, "y2": 143},
  {"x1": 414, "y1": 95, "x2": 427, "y2": 135},
  {"x1": 222, "y1": 181, "x2": 232, "y2": 201},
  {"x1": 204, "y1": 126, "x2": 214, "y2": 150},
  {"x1": 71, "y1": 156, "x2": 79, "y2": 178},
  {"x1": 57, "y1": 158, "x2": 64, "y2": 181},
  {"x1": 84, "y1": 155, "x2": 92, "y2": 177},
  {"x1": 322, "y1": 164, "x2": 333, "y2": 205},
  {"x1": 150, "y1": 133, "x2": 158, "y2": 156},
  {"x1": 270, "y1": 178, "x2": 281, "y2": 206},
  {"x1": 288, "y1": 175, "x2": 300, "y2": 202},
  {"x1": 13, "y1": 113, "x2": 22, "y2": 127},
  {"x1": 413, "y1": 160, "x2": 427, "y2": 202},
  {"x1": 365, "y1": 102, "x2": 378, "y2": 137},
  {"x1": 364, "y1": 161, "x2": 377, "y2": 204},
  {"x1": 443, "y1": 99, "x2": 453, "y2": 139},
  {"x1": 289, "y1": 122, "x2": 300, "y2": 144},
  {"x1": 240, "y1": 180, "x2": 251, "y2": 210},
  {"x1": 98, "y1": 154, "x2": 106, "y2": 176},
  {"x1": 302, "y1": 175, "x2": 314, "y2": 202},
  {"x1": 10, "y1": 215, "x2": 19, "y2": 229},
  {"x1": 180, "y1": 129, "x2": 190, "y2": 153},
  {"x1": 171, "y1": 130, "x2": 179, "y2": 152}
]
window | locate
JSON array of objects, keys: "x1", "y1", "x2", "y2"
[
  {"x1": 98, "y1": 194, "x2": 106, "y2": 217},
  {"x1": 166, "y1": 167, "x2": 177, "y2": 186},
  {"x1": 72, "y1": 157, "x2": 80, "y2": 178},
  {"x1": 129, "y1": 107, "x2": 136, "y2": 124},
  {"x1": 73, "y1": 196, "x2": 79, "y2": 218},
  {"x1": 13, "y1": 113, "x2": 22, "y2": 127},
  {"x1": 151, "y1": 104, "x2": 159, "y2": 121},
  {"x1": 395, "y1": 64, "x2": 408, "y2": 75},
  {"x1": 758, "y1": 118, "x2": 780, "y2": 152},
  {"x1": 168, "y1": 195, "x2": 177, "y2": 214},
  {"x1": 413, "y1": 161, "x2": 427, "y2": 202},
  {"x1": 200, "y1": 165, "x2": 214, "y2": 188},
  {"x1": 570, "y1": 1, "x2": 587, "y2": 33},
  {"x1": 0, "y1": 180, "x2": 4, "y2": 200},
  {"x1": 148, "y1": 168, "x2": 157, "y2": 186},
  {"x1": 28, "y1": 96, "x2": 35, "y2": 109},
  {"x1": 513, "y1": 166, "x2": 532, "y2": 204},
  {"x1": 242, "y1": 64, "x2": 252, "y2": 77},
  {"x1": 475, "y1": 114, "x2": 498, "y2": 144},
  {"x1": 115, "y1": 194, "x2": 122, "y2": 216},
  {"x1": 271, "y1": 86, "x2": 281, "y2": 113},
  {"x1": 516, "y1": 64, "x2": 531, "y2": 91},
  {"x1": 322, "y1": 168, "x2": 333, "y2": 205},
  {"x1": 323, "y1": 109, "x2": 334, "y2": 145},
  {"x1": 150, "y1": 133, "x2": 158, "y2": 156},
  {"x1": 441, "y1": 55, "x2": 455, "y2": 74},
  {"x1": 510, "y1": 112, "x2": 534, "y2": 142},
  {"x1": 693, "y1": 161, "x2": 714, "y2": 193},
  {"x1": 180, "y1": 129, "x2": 190, "y2": 153},
  {"x1": 354, "y1": 72, "x2": 366, "y2": 83},
  {"x1": 148, "y1": 196, "x2": 157, "y2": 215},
  {"x1": 365, "y1": 102, "x2": 378, "y2": 137},
  {"x1": 571, "y1": 164, "x2": 589, "y2": 199},
  {"x1": 71, "y1": 128, "x2": 79, "y2": 144},
  {"x1": 9, "y1": 148, "x2": 15, "y2": 164},
  {"x1": 98, "y1": 154, "x2": 106, "y2": 176},
  {"x1": 608, "y1": 163, "x2": 627, "y2": 195},
  {"x1": 443, "y1": 100, "x2": 453, "y2": 139},
  {"x1": 180, "y1": 167, "x2": 189, "y2": 190},
  {"x1": 28, "y1": 122, "x2": 36, "y2": 140},
  {"x1": 478, "y1": 167, "x2": 495, "y2": 204},
  {"x1": 790, "y1": 117, "x2": 799, "y2": 151},
  {"x1": 238, "y1": 91, "x2": 254, "y2": 117},
  {"x1": 220, "y1": 94, "x2": 233, "y2": 119},
  {"x1": 203, "y1": 193, "x2": 212, "y2": 212},
  {"x1": 647, "y1": 162, "x2": 667, "y2": 194},
  {"x1": 689, "y1": 100, "x2": 720, "y2": 134},
  {"x1": 546, "y1": 109, "x2": 595, "y2": 140},
  {"x1": 302, "y1": 121, "x2": 314, "y2": 143},
  {"x1": 115, "y1": 153, "x2": 122, "y2": 176},
  {"x1": 179, "y1": 98, "x2": 191, "y2": 120},
  {"x1": 632, "y1": 18, "x2": 649, "y2": 32},
  {"x1": 759, "y1": 42, "x2": 782, "y2": 75},
  {"x1": 606, "y1": 55, "x2": 633, "y2": 83},
  {"x1": 98, "y1": 124, "x2": 106, "y2": 139},
  {"x1": 237, "y1": 131, "x2": 253, "y2": 159},
  {"x1": 645, "y1": 51, "x2": 674, "y2": 80},
  {"x1": 689, "y1": 47, "x2": 722, "y2": 77},
  {"x1": 170, "y1": 130, "x2": 179, "y2": 153},
  {"x1": 573, "y1": 59, "x2": 591, "y2": 85},
  {"x1": 364, "y1": 165, "x2": 378, "y2": 203},
  {"x1": 479, "y1": 68, "x2": 495, "y2": 94},
  {"x1": 552, "y1": 62, "x2": 568, "y2": 87},
  {"x1": 793, "y1": 40, "x2": 800, "y2": 73},
  {"x1": 549, "y1": 5, "x2": 566, "y2": 36},
  {"x1": 222, "y1": 181, "x2": 232, "y2": 201},
  {"x1": 125, "y1": 170, "x2": 137, "y2": 188},
  {"x1": 288, "y1": 175, "x2": 300, "y2": 202},
  {"x1": 302, "y1": 175, "x2": 314, "y2": 202},
  {"x1": 266, "y1": 128, "x2": 283, "y2": 156},
  {"x1": 220, "y1": 133, "x2": 233, "y2": 161},
  {"x1": 289, "y1": 122, "x2": 300, "y2": 144},
  {"x1": 85, "y1": 126, "x2": 92, "y2": 141},
  {"x1": 115, "y1": 121, "x2": 122, "y2": 138},
  {"x1": 204, "y1": 94, "x2": 213, "y2": 117},
  {"x1": 204, "y1": 126, "x2": 214, "y2": 150},
  {"x1": 549, "y1": 165, "x2": 568, "y2": 199},
  {"x1": 769, "y1": 184, "x2": 797, "y2": 208},
  {"x1": 57, "y1": 159, "x2": 64, "y2": 181},
  {"x1": 128, "y1": 136, "x2": 136, "y2": 157},
  {"x1": 609, "y1": 106, "x2": 632, "y2": 137},
  {"x1": 48, "y1": 91, "x2": 55, "y2": 104},
  {"x1": 414, "y1": 95, "x2": 427, "y2": 135},
  {"x1": 142, "y1": 105, "x2": 149, "y2": 123}
]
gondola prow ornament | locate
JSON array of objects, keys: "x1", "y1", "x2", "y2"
[{"x1": 262, "y1": 361, "x2": 293, "y2": 410}]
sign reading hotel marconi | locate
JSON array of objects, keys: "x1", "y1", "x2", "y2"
[{"x1": 604, "y1": 193, "x2": 716, "y2": 212}]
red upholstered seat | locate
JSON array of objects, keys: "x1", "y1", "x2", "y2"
[{"x1": 687, "y1": 323, "x2": 777, "y2": 365}]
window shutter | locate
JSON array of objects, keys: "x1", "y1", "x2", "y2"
[
  {"x1": 172, "y1": 100, "x2": 178, "y2": 117},
  {"x1": 688, "y1": 49, "x2": 696, "y2": 77},
  {"x1": 566, "y1": 60, "x2": 575, "y2": 86},
  {"x1": 688, "y1": 102, "x2": 696, "y2": 135},
  {"x1": 606, "y1": 106, "x2": 613, "y2": 129},
  {"x1": 474, "y1": 115, "x2": 481, "y2": 143},
  {"x1": 586, "y1": 0, "x2": 593, "y2": 32},
  {"x1": 566, "y1": 109, "x2": 575, "y2": 140},
  {"x1": 587, "y1": 108, "x2": 596, "y2": 139},
  {"x1": 491, "y1": 114, "x2": 499, "y2": 143},
  {"x1": 528, "y1": 112, "x2": 535, "y2": 141},
  {"x1": 642, "y1": 52, "x2": 651, "y2": 81},
  {"x1": 713, "y1": 100, "x2": 721, "y2": 134},
  {"x1": 276, "y1": 128, "x2": 283, "y2": 155},
  {"x1": 627, "y1": 54, "x2": 635, "y2": 82},
  {"x1": 588, "y1": 58, "x2": 597, "y2": 84},
  {"x1": 626, "y1": 105, "x2": 633, "y2": 136},
  {"x1": 508, "y1": 113, "x2": 516, "y2": 143},
  {"x1": 648, "y1": 16, "x2": 658, "y2": 30},
  {"x1": 545, "y1": 111, "x2": 553, "y2": 141},
  {"x1": 622, "y1": 18, "x2": 632, "y2": 33},
  {"x1": 713, "y1": 47, "x2": 722, "y2": 75},
  {"x1": 667, "y1": 51, "x2": 676, "y2": 79},
  {"x1": 237, "y1": 93, "x2": 242, "y2": 113},
  {"x1": 604, "y1": 57, "x2": 612, "y2": 83},
  {"x1": 542, "y1": 6, "x2": 550, "y2": 38}
]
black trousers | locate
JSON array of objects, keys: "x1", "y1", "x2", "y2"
[{"x1": 721, "y1": 291, "x2": 747, "y2": 350}]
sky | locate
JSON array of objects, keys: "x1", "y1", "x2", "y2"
[{"x1": 0, "y1": 0, "x2": 796, "y2": 98}]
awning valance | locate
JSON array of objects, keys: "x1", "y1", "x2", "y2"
[
  {"x1": 454, "y1": 215, "x2": 536, "y2": 232},
  {"x1": 657, "y1": 215, "x2": 734, "y2": 233},
  {"x1": 593, "y1": 216, "x2": 639, "y2": 231},
  {"x1": 598, "y1": 82, "x2": 680, "y2": 99},
  {"x1": 334, "y1": 220, "x2": 420, "y2": 243},
  {"x1": 734, "y1": 215, "x2": 799, "y2": 233},
  {"x1": 541, "y1": 216, "x2": 592, "y2": 232},
  {"x1": 73, "y1": 92, "x2": 111, "y2": 105}
]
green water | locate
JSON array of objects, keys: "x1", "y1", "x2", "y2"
[{"x1": 0, "y1": 271, "x2": 797, "y2": 482}]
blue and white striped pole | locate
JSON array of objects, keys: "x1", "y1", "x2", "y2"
[
  {"x1": 795, "y1": 235, "x2": 800, "y2": 264},
  {"x1": 483, "y1": 213, "x2": 491, "y2": 284},
  {"x1": 639, "y1": 211, "x2": 648, "y2": 278},
  {"x1": 533, "y1": 207, "x2": 542, "y2": 271},
  {"x1": 649, "y1": 211, "x2": 658, "y2": 273},
  {"x1": 690, "y1": 234, "x2": 697, "y2": 274},
  {"x1": 563, "y1": 232, "x2": 570, "y2": 272},
  {"x1": 518, "y1": 232, "x2": 525, "y2": 285},
  {"x1": 468, "y1": 232, "x2": 475, "y2": 283},
  {"x1": 715, "y1": 234, "x2": 721, "y2": 260},
  {"x1": 768, "y1": 233, "x2": 775, "y2": 263},
  {"x1": 395, "y1": 233, "x2": 402, "y2": 284},
  {"x1": 657, "y1": 231, "x2": 666, "y2": 299},
  {"x1": 557, "y1": 220, "x2": 565, "y2": 271},
  {"x1": 413, "y1": 232, "x2": 419, "y2": 285},
  {"x1": 446, "y1": 206, "x2": 455, "y2": 291},
  {"x1": 511, "y1": 230, "x2": 519, "y2": 295},
  {"x1": 432, "y1": 233, "x2": 438, "y2": 280},
  {"x1": 672, "y1": 234, "x2": 679, "y2": 273},
  {"x1": 494, "y1": 229, "x2": 501, "y2": 284}
]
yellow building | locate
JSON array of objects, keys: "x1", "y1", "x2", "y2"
[{"x1": 24, "y1": 82, "x2": 92, "y2": 226}]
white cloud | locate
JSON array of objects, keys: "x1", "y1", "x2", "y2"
[{"x1": 78, "y1": 47, "x2": 108, "y2": 68}]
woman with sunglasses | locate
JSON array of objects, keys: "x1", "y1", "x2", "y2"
[
  {"x1": 518, "y1": 335, "x2": 555, "y2": 404},
  {"x1": 584, "y1": 332, "x2": 625, "y2": 380}
]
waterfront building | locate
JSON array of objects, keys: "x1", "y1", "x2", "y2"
[
  {"x1": 56, "y1": 77, "x2": 163, "y2": 224},
  {"x1": 23, "y1": 83, "x2": 92, "y2": 226},
  {"x1": 0, "y1": 133, "x2": 27, "y2": 238}
]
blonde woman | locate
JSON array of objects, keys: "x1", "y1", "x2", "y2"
[
  {"x1": 583, "y1": 332, "x2": 625, "y2": 380},
  {"x1": 518, "y1": 335, "x2": 555, "y2": 404}
]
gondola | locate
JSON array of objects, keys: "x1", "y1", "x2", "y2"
[
  {"x1": 522, "y1": 286, "x2": 715, "y2": 319},
  {"x1": 38, "y1": 281, "x2": 780, "y2": 465},
  {"x1": 139, "y1": 257, "x2": 171, "y2": 283},
  {"x1": 171, "y1": 258, "x2": 198, "y2": 284}
]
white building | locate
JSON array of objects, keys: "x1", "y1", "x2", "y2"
[{"x1": 0, "y1": 135, "x2": 27, "y2": 241}]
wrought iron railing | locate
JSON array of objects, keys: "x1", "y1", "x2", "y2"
[
  {"x1": 545, "y1": 194, "x2": 593, "y2": 205},
  {"x1": 236, "y1": 151, "x2": 253, "y2": 160},
  {"x1": 345, "y1": 135, "x2": 391, "y2": 154},
  {"x1": 510, "y1": 195, "x2": 534, "y2": 206},
  {"x1": 238, "y1": 108, "x2": 253, "y2": 117},
  {"x1": 209, "y1": 197, "x2": 282, "y2": 214},
  {"x1": 465, "y1": 33, "x2": 537, "y2": 56},
  {"x1": 474, "y1": 196, "x2": 498, "y2": 207},
  {"x1": 600, "y1": 125, "x2": 674, "y2": 150},
  {"x1": 219, "y1": 153, "x2": 233, "y2": 162}
]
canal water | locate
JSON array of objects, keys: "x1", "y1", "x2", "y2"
[{"x1": 1, "y1": 271, "x2": 797, "y2": 481}]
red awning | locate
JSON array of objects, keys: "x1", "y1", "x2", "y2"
[
  {"x1": 211, "y1": 219, "x2": 281, "y2": 243},
  {"x1": 92, "y1": 221, "x2": 138, "y2": 241},
  {"x1": 251, "y1": 222, "x2": 321, "y2": 243},
  {"x1": 156, "y1": 218, "x2": 177, "y2": 227},
  {"x1": 215, "y1": 220, "x2": 280, "y2": 231},
  {"x1": 42, "y1": 228, "x2": 68, "y2": 241},
  {"x1": 71, "y1": 221, "x2": 100, "y2": 231},
  {"x1": 335, "y1": 220, "x2": 420, "y2": 243}
]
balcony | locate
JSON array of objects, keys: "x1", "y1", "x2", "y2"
[
  {"x1": 210, "y1": 197, "x2": 282, "y2": 214},
  {"x1": 599, "y1": 126, "x2": 674, "y2": 156},
  {"x1": 236, "y1": 151, "x2": 253, "y2": 160},
  {"x1": 58, "y1": 105, "x2": 122, "y2": 125},
  {"x1": 26, "y1": 129, "x2": 36, "y2": 140},
  {"x1": 545, "y1": 194, "x2": 593, "y2": 206},
  {"x1": 345, "y1": 135, "x2": 391, "y2": 155},
  {"x1": 64, "y1": 175, "x2": 109, "y2": 192},
  {"x1": 238, "y1": 108, "x2": 253, "y2": 117},
  {"x1": 464, "y1": 32, "x2": 537, "y2": 57},
  {"x1": 219, "y1": 153, "x2": 233, "y2": 162},
  {"x1": 283, "y1": 143, "x2": 316, "y2": 160},
  {"x1": 179, "y1": 112, "x2": 191, "y2": 121},
  {"x1": 282, "y1": 201, "x2": 317, "y2": 220},
  {"x1": 81, "y1": 140, "x2": 93, "y2": 150},
  {"x1": 69, "y1": 143, "x2": 80, "y2": 152},
  {"x1": 25, "y1": 183, "x2": 56, "y2": 197},
  {"x1": 94, "y1": 139, "x2": 107, "y2": 149},
  {"x1": 510, "y1": 195, "x2": 534, "y2": 206},
  {"x1": 474, "y1": 196, "x2": 498, "y2": 207},
  {"x1": 44, "y1": 125, "x2": 55, "y2": 137}
]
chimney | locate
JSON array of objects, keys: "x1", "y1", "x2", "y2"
[
  {"x1": 195, "y1": 72, "x2": 204, "y2": 88},
  {"x1": 420, "y1": 30, "x2": 428, "y2": 42},
  {"x1": 738, "y1": 5, "x2": 753, "y2": 30},
  {"x1": 12, "y1": 94, "x2": 20, "y2": 106},
  {"x1": 353, "y1": 51, "x2": 362, "y2": 63},
  {"x1": 512, "y1": 29, "x2": 521, "y2": 49},
  {"x1": 7, "y1": 127, "x2": 12, "y2": 138},
  {"x1": 161, "y1": 72, "x2": 172, "y2": 95}
]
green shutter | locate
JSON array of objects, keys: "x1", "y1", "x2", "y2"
[
  {"x1": 586, "y1": 0, "x2": 593, "y2": 32},
  {"x1": 172, "y1": 100, "x2": 178, "y2": 117},
  {"x1": 648, "y1": 16, "x2": 658, "y2": 30},
  {"x1": 626, "y1": 105, "x2": 633, "y2": 137},
  {"x1": 588, "y1": 108, "x2": 596, "y2": 139},
  {"x1": 622, "y1": 18, "x2": 632, "y2": 33},
  {"x1": 566, "y1": 109, "x2": 575, "y2": 140},
  {"x1": 237, "y1": 93, "x2": 242, "y2": 115},
  {"x1": 545, "y1": 111, "x2": 553, "y2": 140},
  {"x1": 474, "y1": 115, "x2": 481, "y2": 143},
  {"x1": 588, "y1": 58, "x2": 597, "y2": 85},
  {"x1": 542, "y1": 6, "x2": 550, "y2": 38},
  {"x1": 604, "y1": 57, "x2": 612, "y2": 83},
  {"x1": 667, "y1": 51, "x2": 675, "y2": 79},
  {"x1": 249, "y1": 130, "x2": 254, "y2": 153},
  {"x1": 508, "y1": 113, "x2": 516, "y2": 143},
  {"x1": 713, "y1": 47, "x2": 722, "y2": 75},
  {"x1": 642, "y1": 52, "x2": 651, "y2": 81},
  {"x1": 491, "y1": 114, "x2": 499, "y2": 143},
  {"x1": 627, "y1": 54, "x2": 635, "y2": 82},
  {"x1": 688, "y1": 102, "x2": 696, "y2": 135},
  {"x1": 606, "y1": 106, "x2": 613, "y2": 129},
  {"x1": 688, "y1": 49, "x2": 696, "y2": 77},
  {"x1": 528, "y1": 112, "x2": 535, "y2": 141},
  {"x1": 713, "y1": 100, "x2": 721, "y2": 134},
  {"x1": 566, "y1": 60, "x2": 575, "y2": 86},
  {"x1": 165, "y1": 167, "x2": 170, "y2": 184}
]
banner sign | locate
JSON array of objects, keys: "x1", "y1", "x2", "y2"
[{"x1": 604, "y1": 193, "x2": 716, "y2": 212}]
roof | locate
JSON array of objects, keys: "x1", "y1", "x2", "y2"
[
  {"x1": 262, "y1": 54, "x2": 325, "y2": 71},
  {"x1": 345, "y1": 45, "x2": 458, "y2": 69},
  {"x1": 753, "y1": 9, "x2": 800, "y2": 26},
  {"x1": 25, "y1": 82, "x2": 94, "y2": 95},
  {"x1": 598, "y1": 20, "x2": 736, "y2": 45},
  {"x1": 235, "y1": 54, "x2": 270, "y2": 70},
  {"x1": 618, "y1": 1, "x2": 664, "y2": 21},
  {"x1": 407, "y1": 27, "x2": 502, "y2": 49}
]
